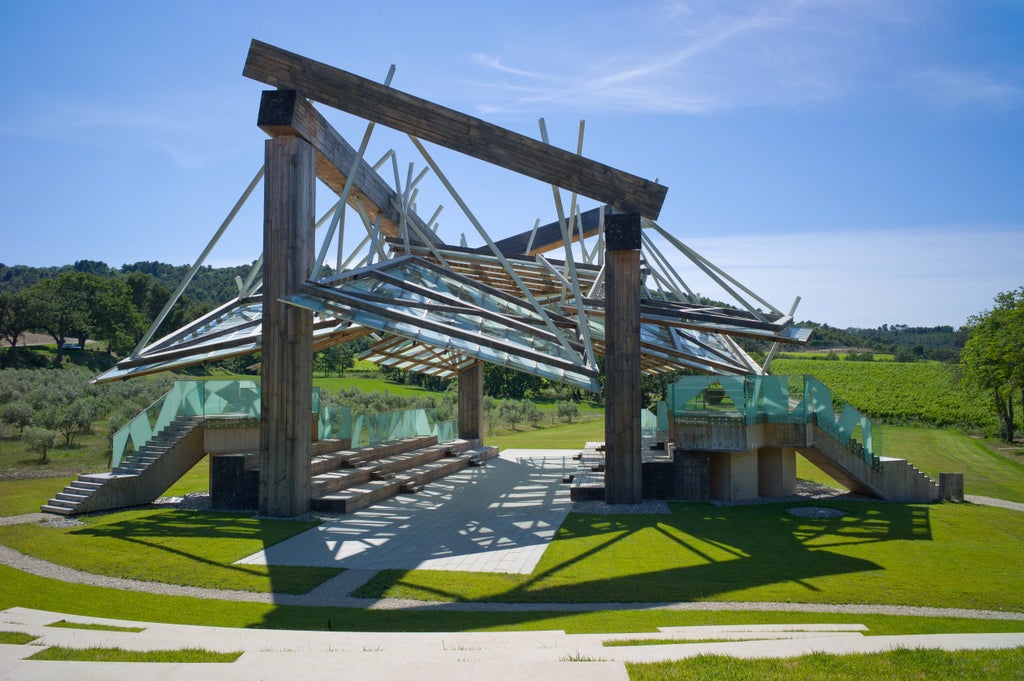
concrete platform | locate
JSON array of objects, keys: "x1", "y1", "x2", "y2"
[
  {"x1": 237, "y1": 450, "x2": 577, "y2": 574},
  {"x1": 3, "y1": 606, "x2": 1024, "y2": 681}
]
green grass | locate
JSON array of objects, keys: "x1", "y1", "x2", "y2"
[
  {"x1": 488, "y1": 419, "x2": 606, "y2": 450},
  {"x1": 0, "y1": 508, "x2": 340, "y2": 594},
  {"x1": 0, "y1": 631, "x2": 38, "y2": 644},
  {"x1": 27, "y1": 646, "x2": 241, "y2": 663},
  {"x1": 161, "y1": 456, "x2": 212, "y2": 497},
  {"x1": 315, "y1": 374, "x2": 443, "y2": 398},
  {"x1": 0, "y1": 477, "x2": 73, "y2": 516},
  {"x1": 2, "y1": 562, "x2": 1023, "y2": 636},
  {"x1": 353, "y1": 501, "x2": 1024, "y2": 612},
  {"x1": 47, "y1": 619, "x2": 145, "y2": 632},
  {"x1": 0, "y1": 429, "x2": 110, "y2": 478},
  {"x1": 627, "y1": 647, "x2": 1024, "y2": 681}
]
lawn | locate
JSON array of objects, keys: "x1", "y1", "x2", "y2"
[
  {"x1": 354, "y1": 501, "x2": 1024, "y2": 612},
  {"x1": 0, "y1": 507, "x2": 340, "y2": 594},
  {"x1": 2, "y1": 562, "x2": 1024, "y2": 636},
  {"x1": 628, "y1": 648, "x2": 1024, "y2": 681},
  {"x1": 0, "y1": 477, "x2": 74, "y2": 516},
  {"x1": 488, "y1": 418, "x2": 606, "y2": 450}
]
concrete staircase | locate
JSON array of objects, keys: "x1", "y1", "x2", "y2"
[
  {"x1": 802, "y1": 423, "x2": 939, "y2": 502},
  {"x1": 311, "y1": 436, "x2": 499, "y2": 513},
  {"x1": 41, "y1": 417, "x2": 205, "y2": 516}
]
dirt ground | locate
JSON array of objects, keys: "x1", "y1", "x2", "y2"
[{"x1": 0, "y1": 333, "x2": 53, "y2": 348}]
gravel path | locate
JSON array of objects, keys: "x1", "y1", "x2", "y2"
[{"x1": 965, "y1": 495, "x2": 1024, "y2": 512}]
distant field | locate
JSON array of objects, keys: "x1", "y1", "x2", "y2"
[{"x1": 772, "y1": 359, "x2": 994, "y2": 431}]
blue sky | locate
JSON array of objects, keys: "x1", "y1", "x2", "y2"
[{"x1": 1, "y1": 1, "x2": 1022, "y2": 328}]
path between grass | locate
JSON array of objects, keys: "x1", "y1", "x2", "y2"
[{"x1": 1, "y1": 536, "x2": 1023, "y2": 622}]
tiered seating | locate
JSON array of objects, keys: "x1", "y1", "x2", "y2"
[{"x1": 310, "y1": 436, "x2": 498, "y2": 513}]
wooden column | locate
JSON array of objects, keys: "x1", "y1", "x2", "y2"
[
  {"x1": 458, "y1": 360, "x2": 484, "y2": 443},
  {"x1": 604, "y1": 213, "x2": 643, "y2": 504},
  {"x1": 260, "y1": 136, "x2": 315, "y2": 517}
]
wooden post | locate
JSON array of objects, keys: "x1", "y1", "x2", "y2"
[
  {"x1": 458, "y1": 360, "x2": 484, "y2": 443},
  {"x1": 604, "y1": 213, "x2": 642, "y2": 504},
  {"x1": 260, "y1": 136, "x2": 315, "y2": 517}
]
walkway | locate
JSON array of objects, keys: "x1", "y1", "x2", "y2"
[
  {"x1": 237, "y1": 450, "x2": 575, "y2": 574},
  {"x1": 2, "y1": 606, "x2": 1023, "y2": 681}
]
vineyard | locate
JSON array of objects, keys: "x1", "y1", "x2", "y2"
[{"x1": 772, "y1": 359, "x2": 997, "y2": 431}]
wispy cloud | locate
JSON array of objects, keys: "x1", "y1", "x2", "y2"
[{"x1": 466, "y1": 1, "x2": 1022, "y2": 117}]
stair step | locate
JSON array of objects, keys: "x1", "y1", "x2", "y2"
[
  {"x1": 55, "y1": 492, "x2": 90, "y2": 503},
  {"x1": 309, "y1": 445, "x2": 497, "y2": 514},
  {"x1": 43, "y1": 498, "x2": 79, "y2": 510},
  {"x1": 40, "y1": 504, "x2": 75, "y2": 516}
]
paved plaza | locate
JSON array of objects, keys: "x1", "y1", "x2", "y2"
[{"x1": 238, "y1": 449, "x2": 577, "y2": 574}]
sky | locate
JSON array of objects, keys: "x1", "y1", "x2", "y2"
[{"x1": 1, "y1": 0, "x2": 1022, "y2": 329}]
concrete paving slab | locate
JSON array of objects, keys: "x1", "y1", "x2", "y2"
[
  {"x1": 4, "y1": 608, "x2": 1024, "y2": 681},
  {"x1": 237, "y1": 450, "x2": 577, "y2": 575}
]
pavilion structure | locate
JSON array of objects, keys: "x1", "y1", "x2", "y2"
[{"x1": 95, "y1": 41, "x2": 812, "y2": 515}]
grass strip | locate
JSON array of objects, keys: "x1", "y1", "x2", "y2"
[
  {"x1": 3, "y1": 564, "x2": 1024, "y2": 636},
  {"x1": 47, "y1": 619, "x2": 144, "y2": 633},
  {"x1": 27, "y1": 646, "x2": 242, "y2": 663},
  {"x1": 605, "y1": 637, "x2": 767, "y2": 646},
  {"x1": 627, "y1": 647, "x2": 1024, "y2": 681},
  {"x1": 0, "y1": 631, "x2": 38, "y2": 644}
]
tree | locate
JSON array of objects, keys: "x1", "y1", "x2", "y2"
[
  {"x1": 483, "y1": 365, "x2": 542, "y2": 399},
  {"x1": 29, "y1": 272, "x2": 144, "y2": 359},
  {"x1": 500, "y1": 400, "x2": 523, "y2": 430},
  {"x1": 521, "y1": 400, "x2": 544, "y2": 428},
  {"x1": 556, "y1": 400, "x2": 580, "y2": 424},
  {"x1": 1, "y1": 401, "x2": 34, "y2": 434},
  {"x1": 23, "y1": 426, "x2": 57, "y2": 462},
  {"x1": 28, "y1": 274, "x2": 90, "y2": 363},
  {"x1": 961, "y1": 288, "x2": 1024, "y2": 441},
  {"x1": 0, "y1": 290, "x2": 34, "y2": 350}
]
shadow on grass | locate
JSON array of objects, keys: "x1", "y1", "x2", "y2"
[
  {"x1": 67, "y1": 509, "x2": 337, "y2": 593},
  {"x1": 348, "y1": 501, "x2": 933, "y2": 606}
]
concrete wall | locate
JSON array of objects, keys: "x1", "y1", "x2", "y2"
[
  {"x1": 757, "y1": 447, "x2": 796, "y2": 497},
  {"x1": 709, "y1": 450, "x2": 759, "y2": 502}
]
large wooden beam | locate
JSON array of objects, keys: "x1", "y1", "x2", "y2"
[
  {"x1": 260, "y1": 135, "x2": 315, "y2": 517},
  {"x1": 604, "y1": 213, "x2": 643, "y2": 504},
  {"x1": 244, "y1": 40, "x2": 668, "y2": 219},
  {"x1": 258, "y1": 90, "x2": 438, "y2": 244}
]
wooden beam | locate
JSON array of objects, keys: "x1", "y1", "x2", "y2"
[
  {"x1": 258, "y1": 90, "x2": 439, "y2": 244},
  {"x1": 260, "y1": 135, "x2": 315, "y2": 517},
  {"x1": 244, "y1": 40, "x2": 668, "y2": 218},
  {"x1": 603, "y1": 213, "x2": 643, "y2": 504}
]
